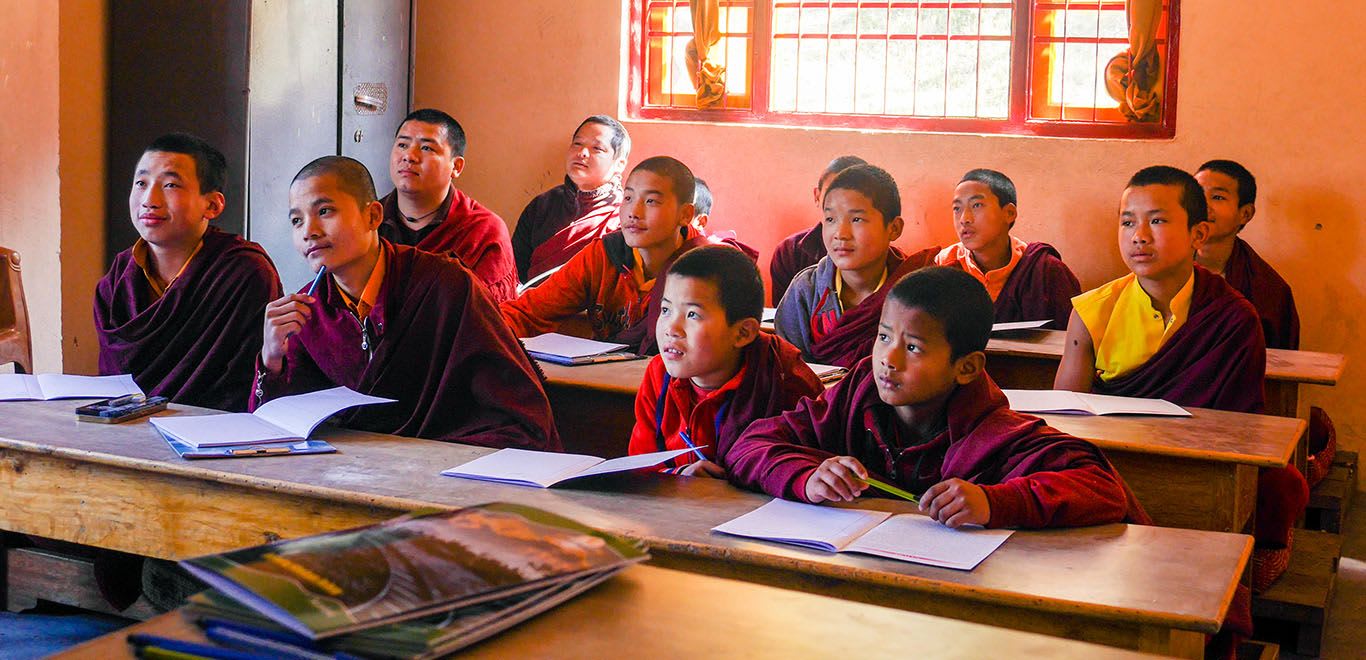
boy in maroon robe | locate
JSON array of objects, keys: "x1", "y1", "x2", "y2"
[
  {"x1": 934, "y1": 168, "x2": 1080, "y2": 329},
  {"x1": 1056, "y1": 165, "x2": 1307, "y2": 593},
  {"x1": 692, "y1": 178, "x2": 760, "y2": 261},
  {"x1": 726, "y1": 267, "x2": 1146, "y2": 529},
  {"x1": 628, "y1": 245, "x2": 822, "y2": 477},
  {"x1": 379, "y1": 108, "x2": 517, "y2": 303},
  {"x1": 512, "y1": 115, "x2": 630, "y2": 283},
  {"x1": 773, "y1": 164, "x2": 936, "y2": 369},
  {"x1": 769, "y1": 155, "x2": 867, "y2": 305},
  {"x1": 254, "y1": 156, "x2": 557, "y2": 450},
  {"x1": 96, "y1": 133, "x2": 282, "y2": 412}
]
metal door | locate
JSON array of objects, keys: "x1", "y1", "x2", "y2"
[{"x1": 340, "y1": 0, "x2": 412, "y2": 195}]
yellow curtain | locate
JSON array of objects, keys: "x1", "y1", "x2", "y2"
[
  {"x1": 1103, "y1": 0, "x2": 1163, "y2": 122},
  {"x1": 685, "y1": 0, "x2": 727, "y2": 108}
]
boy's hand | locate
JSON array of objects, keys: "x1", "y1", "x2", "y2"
[
  {"x1": 919, "y1": 478, "x2": 991, "y2": 528},
  {"x1": 676, "y1": 459, "x2": 725, "y2": 479},
  {"x1": 262, "y1": 294, "x2": 314, "y2": 375},
  {"x1": 804, "y1": 456, "x2": 869, "y2": 503}
]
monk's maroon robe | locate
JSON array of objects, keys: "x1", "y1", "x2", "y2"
[
  {"x1": 769, "y1": 223, "x2": 825, "y2": 305},
  {"x1": 380, "y1": 185, "x2": 518, "y2": 303},
  {"x1": 990, "y1": 242, "x2": 1082, "y2": 329},
  {"x1": 251, "y1": 241, "x2": 558, "y2": 450},
  {"x1": 96, "y1": 226, "x2": 282, "y2": 412},
  {"x1": 1092, "y1": 266, "x2": 1307, "y2": 552},
  {"x1": 723, "y1": 359, "x2": 1149, "y2": 528},
  {"x1": 512, "y1": 177, "x2": 621, "y2": 282},
  {"x1": 806, "y1": 247, "x2": 937, "y2": 369},
  {"x1": 1221, "y1": 237, "x2": 1299, "y2": 350}
]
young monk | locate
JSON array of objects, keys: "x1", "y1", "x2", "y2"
[
  {"x1": 379, "y1": 108, "x2": 517, "y2": 302},
  {"x1": 96, "y1": 133, "x2": 282, "y2": 412},
  {"x1": 769, "y1": 155, "x2": 867, "y2": 304},
  {"x1": 255, "y1": 156, "x2": 558, "y2": 450},
  {"x1": 1195, "y1": 160, "x2": 1298, "y2": 350},
  {"x1": 512, "y1": 115, "x2": 630, "y2": 283},
  {"x1": 774, "y1": 164, "x2": 936, "y2": 369},
  {"x1": 499, "y1": 156, "x2": 713, "y2": 354},
  {"x1": 1056, "y1": 165, "x2": 1307, "y2": 592},
  {"x1": 692, "y1": 177, "x2": 759, "y2": 260},
  {"x1": 628, "y1": 245, "x2": 822, "y2": 476},
  {"x1": 935, "y1": 169, "x2": 1080, "y2": 328},
  {"x1": 725, "y1": 267, "x2": 1147, "y2": 528}
]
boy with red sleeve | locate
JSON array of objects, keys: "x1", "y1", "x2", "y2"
[
  {"x1": 628, "y1": 245, "x2": 822, "y2": 477},
  {"x1": 726, "y1": 266, "x2": 1146, "y2": 529},
  {"x1": 499, "y1": 156, "x2": 712, "y2": 354}
]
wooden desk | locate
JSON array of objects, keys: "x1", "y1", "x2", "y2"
[
  {"x1": 52, "y1": 566, "x2": 1162, "y2": 659},
  {"x1": 0, "y1": 400, "x2": 1249, "y2": 658},
  {"x1": 986, "y1": 329, "x2": 1347, "y2": 419},
  {"x1": 538, "y1": 359, "x2": 1303, "y2": 533}
]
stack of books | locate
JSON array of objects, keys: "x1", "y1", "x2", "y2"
[{"x1": 167, "y1": 503, "x2": 647, "y2": 658}]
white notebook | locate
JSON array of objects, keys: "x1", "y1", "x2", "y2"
[
  {"x1": 713, "y1": 499, "x2": 1012, "y2": 570},
  {"x1": 442, "y1": 447, "x2": 701, "y2": 488},
  {"x1": 1003, "y1": 389, "x2": 1190, "y2": 417},
  {"x1": 0, "y1": 374, "x2": 142, "y2": 401},
  {"x1": 522, "y1": 333, "x2": 629, "y2": 359},
  {"x1": 148, "y1": 386, "x2": 394, "y2": 448},
  {"x1": 991, "y1": 320, "x2": 1051, "y2": 332}
]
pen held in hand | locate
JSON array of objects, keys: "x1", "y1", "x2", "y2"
[
  {"x1": 860, "y1": 476, "x2": 920, "y2": 504},
  {"x1": 305, "y1": 265, "x2": 328, "y2": 297}
]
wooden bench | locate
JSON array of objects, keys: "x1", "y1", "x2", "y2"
[
  {"x1": 51, "y1": 566, "x2": 1164, "y2": 659},
  {"x1": 0, "y1": 399, "x2": 1252, "y2": 658},
  {"x1": 4, "y1": 547, "x2": 157, "y2": 620},
  {"x1": 1251, "y1": 529, "x2": 1342, "y2": 658},
  {"x1": 1306, "y1": 450, "x2": 1357, "y2": 533}
]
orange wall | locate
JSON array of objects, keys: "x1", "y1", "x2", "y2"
[{"x1": 415, "y1": 0, "x2": 1366, "y2": 452}]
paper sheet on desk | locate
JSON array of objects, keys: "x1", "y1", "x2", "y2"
[
  {"x1": 1003, "y1": 389, "x2": 1190, "y2": 416},
  {"x1": 991, "y1": 320, "x2": 1050, "y2": 332},
  {"x1": 521, "y1": 333, "x2": 629, "y2": 359},
  {"x1": 0, "y1": 374, "x2": 141, "y2": 401},
  {"x1": 443, "y1": 447, "x2": 700, "y2": 488}
]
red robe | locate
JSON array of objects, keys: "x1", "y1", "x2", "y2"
[
  {"x1": 807, "y1": 247, "x2": 938, "y2": 369},
  {"x1": 1221, "y1": 237, "x2": 1299, "y2": 350},
  {"x1": 512, "y1": 177, "x2": 621, "y2": 282},
  {"x1": 96, "y1": 227, "x2": 282, "y2": 412},
  {"x1": 988, "y1": 242, "x2": 1082, "y2": 329},
  {"x1": 379, "y1": 186, "x2": 518, "y2": 303},
  {"x1": 251, "y1": 241, "x2": 558, "y2": 450},
  {"x1": 723, "y1": 359, "x2": 1149, "y2": 528}
]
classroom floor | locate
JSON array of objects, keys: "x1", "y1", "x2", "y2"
[{"x1": 4, "y1": 497, "x2": 1366, "y2": 659}]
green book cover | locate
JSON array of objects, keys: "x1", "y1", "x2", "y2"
[{"x1": 180, "y1": 503, "x2": 646, "y2": 640}]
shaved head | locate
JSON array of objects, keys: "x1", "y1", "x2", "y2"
[{"x1": 292, "y1": 156, "x2": 377, "y2": 206}]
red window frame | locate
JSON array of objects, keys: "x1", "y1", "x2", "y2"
[{"x1": 627, "y1": 1, "x2": 1180, "y2": 139}]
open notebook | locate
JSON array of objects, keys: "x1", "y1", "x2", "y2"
[
  {"x1": 0, "y1": 374, "x2": 141, "y2": 401},
  {"x1": 149, "y1": 386, "x2": 394, "y2": 448},
  {"x1": 443, "y1": 447, "x2": 700, "y2": 488},
  {"x1": 712, "y1": 499, "x2": 1013, "y2": 570},
  {"x1": 1003, "y1": 389, "x2": 1190, "y2": 416},
  {"x1": 522, "y1": 333, "x2": 638, "y2": 366}
]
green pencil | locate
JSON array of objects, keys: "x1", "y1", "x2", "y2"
[{"x1": 861, "y1": 476, "x2": 920, "y2": 504}]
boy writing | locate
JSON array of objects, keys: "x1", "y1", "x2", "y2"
[
  {"x1": 726, "y1": 267, "x2": 1146, "y2": 529},
  {"x1": 255, "y1": 156, "x2": 558, "y2": 450},
  {"x1": 769, "y1": 155, "x2": 867, "y2": 304},
  {"x1": 773, "y1": 164, "x2": 936, "y2": 368},
  {"x1": 628, "y1": 245, "x2": 822, "y2": 476},
  {"x1": 935, "y1": 168, "x2": 1080, "y2": 328},
  {"x1": 1055, "y1": 165, "x2": 1307, "y2": 591},
  {"x1": 380, "y1": 109, "x2": 517, "y2": 302},
  {"x1": 499, "y1": 156, "x2": 711, "y2": 354},
  {"x1": 96, "y1": 133, "x2": 282, "y2": 412},
  {"x1": 512, "y1": 115, "x2": 630, "y2": 283}
]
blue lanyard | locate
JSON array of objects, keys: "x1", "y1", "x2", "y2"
[{"x1": 654, "y1": 373, "x2": 731, "y2": 466}]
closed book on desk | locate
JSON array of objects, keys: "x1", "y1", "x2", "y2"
[
  {"x1": 521, "y1": 332, "x2": 638, "y2": 366},
  {"x1": 179, "y1": 503, "x2": 647, "y2": 640},
  {"x1": 149, "y1": 386, "x2": 394, "y2": 448},
  {"x1": 713, "y1": 499, "x2": 1012, "y2": 570}
]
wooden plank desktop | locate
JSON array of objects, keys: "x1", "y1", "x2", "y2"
[
  {"x1": 538, "y1": 358, "x2": 1302, "y2": 532},
  {"x1": 0, "y1": 400, "x2": 1249, "y2": 657},
  {"x1": 52, "y1": 566, "x2": 1164, "y2": 660}
]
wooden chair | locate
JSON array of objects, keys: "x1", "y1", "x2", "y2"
[{"x1": 0, "y1": 246, "x2": 33, "y2": 374}]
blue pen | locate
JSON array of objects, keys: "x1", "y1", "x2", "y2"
[
  {"x1": 127, "y1": 633, "x2": 274, "y2": 660},
  {"x1": 305, "y1": 265, "x2": 328, "y2": 296},
  {"x1": 677, "y1": 429, "x2": 709, "y2": 463},
  {"x1": 203, "y1": 625, "x2": 338, "y2": 660},
  {"x1": 197, "y1": 619, "x2": 364, "y2": 660}
]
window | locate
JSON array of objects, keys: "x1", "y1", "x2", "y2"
[{"x1": 628, "y1": 1, "x2": 1179, "y2": 138}]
